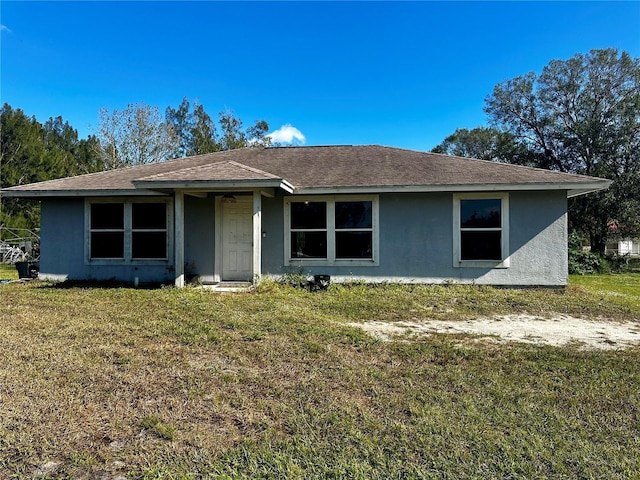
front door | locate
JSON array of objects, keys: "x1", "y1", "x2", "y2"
[{"x1": 222, "y1": 197, "x2": 253, "y2": 281}]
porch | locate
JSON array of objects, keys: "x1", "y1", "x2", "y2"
[{"x1": 175, "y1": 189, "x2": 272, "y2": 288}]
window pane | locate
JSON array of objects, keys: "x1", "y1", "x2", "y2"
[
  {"x1": 91, "y1": 203, "x2": 124, "y2": 229},
  {"x1": 335, "y1": 201, "x2": 372, "y2": 229},
  {"x1": 133, "y1": 203, "x2": 166, "y2": 229},
  {"x1": 291, "y1": 232, "x2": 327, "y2": 258},
  {"x1": 336, "y1": 232, "x2": 373, "y2": 259},
  {"x1": 291, "y1": 202, "x2": 326, "y2": 229},
  {"x1": 461, "y1": 231, "x2": 502, "y2": 260},
  {"x1": 461, "y1": 199, "x2": 501, "y2": 228},
  {"x1": 91, "y1": 232, "x2": 124, "y2": 258},
  {"x1": 132, "y1": 232, "x2": 167, "y2": 259}
]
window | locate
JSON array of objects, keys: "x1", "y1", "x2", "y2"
[
  {"x1": 291, "y1": 202, "x2": 327, "y2": 258},
  {"x1": 285, "y1": 196, "x2": 378, "y2": 266},
  {"x1": 90, "y1": 203, "x2": 124, "y2": 259},
  {"x1": 335, "y1": 201, "x2": 373, "y2": 259},
  {"x1": 86, "y1": 199, "x2": 171, "y2": 263},
  {"x1": 131, "y1": 203, "x2": 168, "y2": 259},
  {"x1": 453, "y1": 193, "x2": 509, "y2": 267}
]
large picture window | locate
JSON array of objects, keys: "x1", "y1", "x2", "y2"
[
  {"x1": 86, "y1": 200, "x2": 171, "y2": 263},
  {"x1": 453, "y1": 193, "x2": 509, "y2": 267},
  {"x1": 285, "y1": 196, "x2": 378, "y2": 266}
]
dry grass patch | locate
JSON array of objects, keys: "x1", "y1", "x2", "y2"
[{"x1": 0, "y1": 277, "x2": 639, "y2": 478}]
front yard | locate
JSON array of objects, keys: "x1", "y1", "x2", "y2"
[{"x1": 0, "y1": 269, "x2": 638, "y2": 478}]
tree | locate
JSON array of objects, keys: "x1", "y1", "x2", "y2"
[
  {"x1": 218, "y1": 109, "x2": 247, "y2": 151},
  {"x1": 75, "y1": 135, "x2": 104, "y2": 174},
  {"x1": 165, "y1": 99, "x2": 270, "y2": 156},
  {"x1": 96, "y1": 103, "x2": 179, "y2": 169},
  {"x1": 1, "y1": 104, "x2": 45, "y2": 186},
  {"x1": 190, "y1": 103, "x2": 219, "y2": 155},
  {"x1": 246, "y1": 119, "x2": 270, "y2": 148},
  {"x1": 165, "y1": 97, "x2": 194, "y2": 158},
  {"x1": 166, "y1": 98, "x2": 220, "y2": 156},
  {"x1": 218, "y1": 109, "x2": 271, "y2": 150},
  {"x1": 1, "y1": 104, "x2": 103, "y2": 232},
  {"x1": 0, "y1": 104, "x2": 46, "y2": 231},
  {"x1": 484, "y1": 49, "x2": 640, "y2": 253},
  {"x1": 432, "y1": 127, "x2": 535, "y2": 165},
  {"x1": 42, "y1": 116, "x2": 102, "y2": 178}
]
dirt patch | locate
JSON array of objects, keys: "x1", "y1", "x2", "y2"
[{"x1": 349, "y1": 314, "x2": 640, "y2": 350}]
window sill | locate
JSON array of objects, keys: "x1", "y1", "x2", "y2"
[
  {"x1": 86, "y1": 259, "x2": 170, "y2": 266},
  {"x1": 286, "y1": 258, "x2": 379, "y2": 267},
  {"x1": 455, "y1": 259, "x2": 510, "y2": 269}
]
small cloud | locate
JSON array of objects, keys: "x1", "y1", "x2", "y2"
[
  {"x1": 1, "y1": 24, "x2": 10, "y2": 33},
  {"x1": 267, "y1": 124, "x2": 306, "y2": 145}
]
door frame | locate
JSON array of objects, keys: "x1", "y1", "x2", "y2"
[{"x1": 213, "y1": 191, "x2": 262, "y2": 283}]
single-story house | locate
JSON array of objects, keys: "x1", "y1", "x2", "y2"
[
  {"x1": 606, "y1": 238, "x2": 640, "y2": 257},
  {"x1": 1, "y1": 145, "x2": 611, "y2": 287}
]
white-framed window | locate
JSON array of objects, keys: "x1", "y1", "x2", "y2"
[
  {"x1": 284, "y1": 195, "x2": 379, "y2": 266},
  {"x1": 453, "y1": 193, "x2": 510, "y2": 268},
  {"x1": 85, "y1": 198, "x2": 172, "y2": 264}
]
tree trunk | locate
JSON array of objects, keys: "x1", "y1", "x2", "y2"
[{"x1": 590, "y1": 232, "x2": 607, "y2": 256}]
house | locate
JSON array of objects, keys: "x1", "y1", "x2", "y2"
[
  {"x1": 0, "y1": 145, "x2": 611, "y2": 287},
  {"x1": 606, "y1": 238, "x2": 640, "y2": 257}
]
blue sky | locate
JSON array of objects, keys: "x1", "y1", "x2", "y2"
[{"x1": 1, "y1": 1, "x2": 639, "y2": 152}]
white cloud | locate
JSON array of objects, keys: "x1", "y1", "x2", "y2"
[
  {"x1": 0, "y1": 24, "x2": 10, "y2": 33},
  {"x1": 267, "y1": 124, "x2": 306, "y2": 145}
]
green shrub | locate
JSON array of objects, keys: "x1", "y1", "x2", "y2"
[
  {"x1": 568, "y1": 249, "x2": 602, "y2": 274},
  {"x1": 567, "y1": 232, "x2": 609, "y2": 275},
  {"x1": 603, "y1": 253, "x2": 639, "y2": 273}
]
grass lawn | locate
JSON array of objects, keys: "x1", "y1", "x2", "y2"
[
  {"x1": 0, "y1": 270, "x2": 638, "y2": 478},
  {"x1": 0, "y1": 263, "x2": 18, "y2": 281}
]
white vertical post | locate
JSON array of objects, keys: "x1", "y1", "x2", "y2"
[
  {"x1": 214, "y1": 196, "x2": 222, "y2": 283},
  {"x1": 252, "y1": 190, "x2": 262, "y2": 283},
  {"x1": 174, "y1": 191, "x2": 185, "y2": 287}
]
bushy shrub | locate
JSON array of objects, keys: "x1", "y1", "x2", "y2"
[
  {"x1": 567, "y1": 232, "x2": 635, "y2": 274},
  {"x1": 569, "y1": 249, "x2": 603, "y2": 274},
  {"x1": 568, "y1": 231, "x2": 604, "y2": 275}
]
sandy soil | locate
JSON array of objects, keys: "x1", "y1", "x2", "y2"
[{"x1": 348, "y1": 314, "x2": 640, "y2": 350}]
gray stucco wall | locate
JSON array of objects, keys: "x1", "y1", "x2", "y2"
[
  {"x1": 262, "y1": 191, "x2": 568, "y2": 286},
  {"x1": 40, "y1": 199, "x2": 85, "y2": 281},
  {"x1": 184, "y1": 195, "x2": 216, "y2": 283},
  {"x1": 40, "y1": 198, "x2": 174, "y2": 284},
  {"x1": 39, "y1": 190, "x2": 569, "y2": 286}
]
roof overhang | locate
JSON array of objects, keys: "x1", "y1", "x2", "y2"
[
  {"x1": 1, "y1": 179, "x2": 295, "y2": 199},
  {"x1": 0, "y1": 189, "x2": 167, "y2": 198},
  {"x1": 292, "y1": 180, "x2": 613, "y2": 197},
  {"x1": 2, "y1": 179, "x2": 609, "y2": 199},
  {"x1": 131, "y1": 178, "x2": 295, "y2": 193}
]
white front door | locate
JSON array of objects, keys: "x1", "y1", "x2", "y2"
[{"x1": 222, "y1": 197, "x2": 253, "y2": 281}]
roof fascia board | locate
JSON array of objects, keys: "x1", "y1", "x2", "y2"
[
  {"x1": 567, "y1": 188, "x2": 609, "y2": 198},
  {"x1": 280, "y1": 179, "x2": 295, "y2": 193},
  {"x1": 293, "y1": 181, "x2": 612, "y2": 196},
  {"x1": 0, "y1": 189, "x2": 165, "y2": 198},
  {"x1": 133, "y1": 179, "x2": 279, "y2": 189},
  {"x1": 2, "y1": 180, "x2": 607, "y2": 199},
  {"x1": 132, "y1": 179, "x2": 295, "y2": 193}
]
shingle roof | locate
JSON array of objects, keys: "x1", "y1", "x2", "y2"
[
  {"x1": 1, "y1": 145, "x2": 611, "y2": 197},
  {"x1": 135, "y1": 160, "x2": 282, "y2": 183}
]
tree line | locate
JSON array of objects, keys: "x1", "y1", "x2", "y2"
[
  {"x1": 433, "y1": 49, "x2": 639, "y2": 254},
  {"x1": 0, "y1": 99, "x2": 270, "y2": 230}
]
